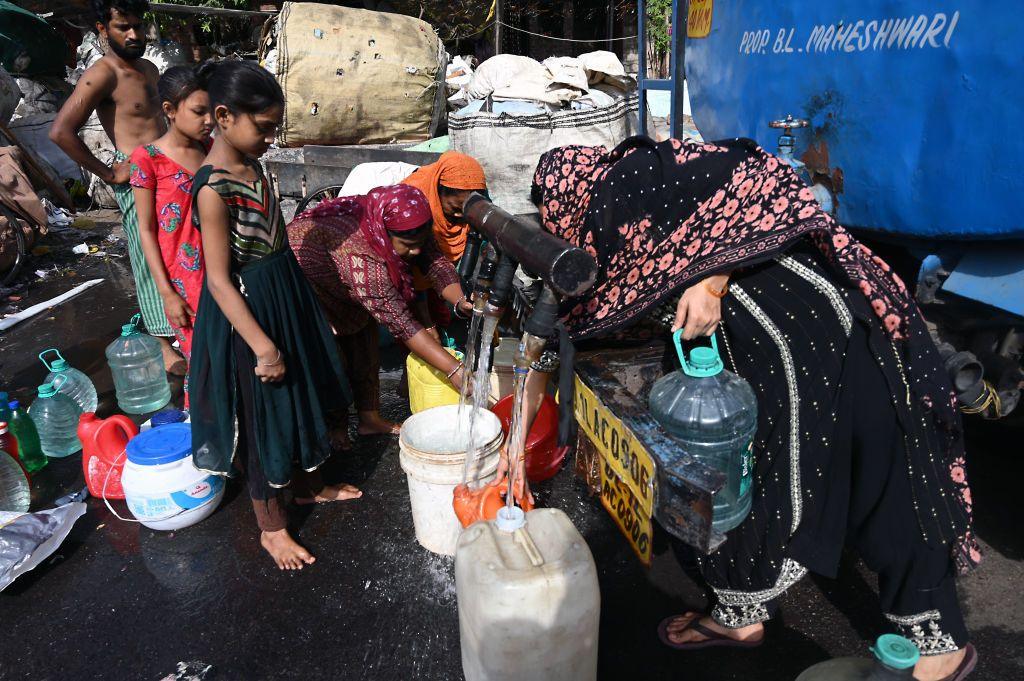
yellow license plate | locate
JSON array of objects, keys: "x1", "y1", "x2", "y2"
[
  {"x1": 574, "y1": 375, "x2": 656, "y2": 565},
  {"x1": 687, "y1": 0, "x2": 714, "y2": 38}
]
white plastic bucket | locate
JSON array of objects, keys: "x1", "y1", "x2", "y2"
[
  {"x1": 121, "y1": 423, "x2": 225, "y2": 531},
  {"x1": 399, "y1": 404, "x2": 503, "y2": 556}
]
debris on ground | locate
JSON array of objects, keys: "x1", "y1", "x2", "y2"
[
  {"x1": 158, "y1": 661, "x2": 215, "y2": 681},
  {"x1": 0, "y1": 502, "x2": 87, "y2": 592}
]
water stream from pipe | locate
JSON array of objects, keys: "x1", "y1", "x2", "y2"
[
  {"x1": 457, "y1": 309, "x2": 484, "y2": 425},
  {"x1": 461, "y1": 315, "x2": 499, "y2": 486},
  {"x1": 504, "y1": 366, "x2": 530, "y2": 511}
]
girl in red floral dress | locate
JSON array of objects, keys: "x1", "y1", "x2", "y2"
[{"x1": 131, "y1": 65, "x2": 212, "y2": 369}]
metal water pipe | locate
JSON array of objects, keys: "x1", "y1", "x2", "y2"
[{"x1": 462, "y1": 194, "x2": 597, "y2": 298}]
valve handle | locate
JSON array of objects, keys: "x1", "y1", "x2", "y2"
[{"x1": 768, "y1": 114, "x2": 810, "y2": 134}]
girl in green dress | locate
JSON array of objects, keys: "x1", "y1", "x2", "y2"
[{"x1": 189, "y1": 61, "x2": 360, "y2": 571}]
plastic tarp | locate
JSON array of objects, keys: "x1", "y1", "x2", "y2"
[
  {"x1": 450, "y1": 96, "x2": 639, "y2": 215},
  {"x1": 271, "y1": 2, "x2": 447, "y2": 147},
  {"x1": 339, "y1": 161, "x2": 418, "y2": 197}
]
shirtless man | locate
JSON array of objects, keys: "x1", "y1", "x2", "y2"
[{"x1": 50, "y1": 0, "x2": 183, "y2": 373}]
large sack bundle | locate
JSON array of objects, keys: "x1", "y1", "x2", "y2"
[
  {"x1": 450, "y1": 96, "x2": 639, "y2": 215},
  {"x1": 272, "y1": 2, "x2": 447, "y2": 147}
]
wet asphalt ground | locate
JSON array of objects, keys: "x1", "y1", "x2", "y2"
[{"x1": 0, "y1": 212, "x2": 1021, "y2": 681}]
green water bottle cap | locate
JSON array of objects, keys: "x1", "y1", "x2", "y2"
[
  {"x1": 37, "y1": 383, "x2": 57, "y2": 398},
  {"x1": 871, "y1": 634, "x2": 920, "y2": 670},
  {"x1": 120, "y1": 313, "x2": 143, "y2": 337},
  {"x1": 674, "y1": 330, "x2": 724, "y2": 378}
]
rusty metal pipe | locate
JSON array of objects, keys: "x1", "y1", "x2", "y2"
[{"x1": 462, "y1": 193, "x2": 597, "y2": 298}]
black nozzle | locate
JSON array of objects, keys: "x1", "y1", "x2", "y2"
[
  {"x1": 457, "y1": 231, "x2": 483, "y2": 288},
  {"x1": 462, "y1": 193, "x2": 597, "y2": 298},
  {"x1": 488, "y1": 254, "x2": 518, "y2": 310},
  {"x1": 473, "y1": 244, "x2": 499, "y2": 295},
  {"x1": 524, "y1": 287, "x2": 560, "y2": 337}
]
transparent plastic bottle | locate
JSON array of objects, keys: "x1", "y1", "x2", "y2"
[
  {"x1": 105, "y1": 314, "x2": 171, "y2": 414},
  {"x1": 8, "y1": 400, "x2": 47, "y2": 474},
  {"x1": 649, "y1": 331, "x2": 757, "y2": 533},
  {"x1": 28, "y1": 380, "x2": 83, "y2": 458},
  {"x1": 39, "y1": 348, "x2": 98, "y2": 414},
  {"x1": 796, "y1": 634, "x2": 919, "y2": 680},
  {"x1": 0, "y1": 446, "x2": 29, "y2": 512}
]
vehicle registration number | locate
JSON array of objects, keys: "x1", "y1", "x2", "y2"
[{"x1": 574, "y1": 375, "x2": 656, "y2": 565}]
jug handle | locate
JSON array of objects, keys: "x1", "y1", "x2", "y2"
[
  {"x1": 672, "y1": 329, "x2": 720, "y2": 372},
  {"x1": 96, "y1": 415, "x2": 140, "y2": 441},
  {"x1": 39, "y1": 348, "x2": 64, "y2": 372},
  {"x1": 50, "y1": 374, "x2": 69, "y2": 391}
]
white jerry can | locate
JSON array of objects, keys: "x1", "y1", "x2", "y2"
[{"x1": 455, "y1": 507, "x2": 600, "y2": 681}]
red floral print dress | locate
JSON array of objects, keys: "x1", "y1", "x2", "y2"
[{"x1": 129, "y1": 143, "x2": 207, "y2": 361}]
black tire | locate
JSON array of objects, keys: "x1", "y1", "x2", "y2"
[
  {"x1": 0, "y1": 205, "x2": 27, "y2": 288},
  {"x1": 295, "y1": 184, "x2": 345, "y2": 216}
]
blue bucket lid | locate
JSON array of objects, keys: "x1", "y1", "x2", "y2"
[
  {"x1": 150, "y1": 409, "x2": 187, "y2": 427},
  {"x1": 126, "y1": 423, "x2": 192, "y2": 466}
]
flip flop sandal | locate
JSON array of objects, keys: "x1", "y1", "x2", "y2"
[
  {"x1": 938, "y1": 643, "x2": 978, "y2": 681},
  {"x1": 657, "y1": 614, "x2": 765, "y2": 651}
]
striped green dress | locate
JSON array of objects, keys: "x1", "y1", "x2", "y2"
[{"x1": 188, "y1": 160, "x2": 351, "y2": 488}]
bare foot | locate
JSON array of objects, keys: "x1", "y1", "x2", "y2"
[
  {"x1": 664, "y1": 612, "x2": 765, "y2": 646},
  {"x1": 295, "y1": 483, "x2": 363, "y2": 505},
  {"x1": 157, "y1": 336, "x2": 187, "y2": 376},
  {"x1": 914, "y1": 647, "x2": 968, "y2": 680},
  {"x1": 356, "y1": 411, "x2": 402, "y2": 436},
  {"x1": 260, "y1": 529, "x2": 316, "y2": 570}
]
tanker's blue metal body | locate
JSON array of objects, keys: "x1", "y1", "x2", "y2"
[
  {"x1": 672, "y1": 0, "x2": 1023, "y2": 416},
  {"x1": 684, "y1": 1, "x2": 1022, "y2": 240}
]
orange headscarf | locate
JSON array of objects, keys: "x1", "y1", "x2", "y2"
[{"x1": 402, "y1": 151, "x2": 487, "y2": 262}]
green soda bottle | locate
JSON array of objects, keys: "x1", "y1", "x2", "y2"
[{"x1": 7, "y1": 400, "x2": 47, "y2": 474}]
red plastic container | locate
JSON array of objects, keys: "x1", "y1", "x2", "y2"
[
  {"x1": 491, "y1": 394, "x2": 563, "y2": 483},
  {"x1": 78, "y1": 413, "x2": 138, "y2": 500}
]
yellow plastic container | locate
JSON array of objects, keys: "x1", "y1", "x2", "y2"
[{"x1": 407, "y1": 348, "x2": 463, "y2": 414}]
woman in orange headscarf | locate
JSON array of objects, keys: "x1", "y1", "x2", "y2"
[
  {"x1": 402, "y1": 150, "x2": 488, "y2": 263},
  {"x1": 402, "y1": 152, "x2": 488, "y2": 329}
]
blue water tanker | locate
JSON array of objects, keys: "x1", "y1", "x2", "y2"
[{"x1": 666, "y1": 0, "x2": 1024, "y2": 419}]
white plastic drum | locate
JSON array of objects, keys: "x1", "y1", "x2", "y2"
[
  {"x1": 121, "y1": 423, "x2": 224, "y2": 531},
  {"x1": 399, "y1": 405, "x2": 503, "y2": 556}
]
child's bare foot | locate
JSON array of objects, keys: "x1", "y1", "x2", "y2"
[
  {"x1": 260, "y1": 529, "x2": 316, "y2": 570},
  {"x1": 357, "y1": 411, "x2": 402, "y2": 436},
  {"x1": 157, "y1": 336, "x2": 187, "y2": 375},
  {"x1": 295, "y1": 483, "x2": 363, "y2": 505}
]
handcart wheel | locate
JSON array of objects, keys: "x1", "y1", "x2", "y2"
[{"x1": 295, "y1": 184, "x2": 345, "y2": 216}]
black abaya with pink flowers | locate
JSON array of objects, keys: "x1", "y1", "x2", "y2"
[{"x1": 532, "y1": 136, "x2": 979, "y2": 653}]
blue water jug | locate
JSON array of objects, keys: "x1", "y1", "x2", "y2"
[
  {"x1": 105, "y1": 314, "x2": 171, "y2": 415},
  {"x1": 40, "y1": 348, "x2": 98, "y2": 414},
  {"x1": 28, "y1": 379, "x2": 84, "y2": 458},
  {"x1": 649, "y1": 331, "x2": 757, "y2": 533},
  {"x1": 796, "y1": 634, "x2": 919, "y2": 680}
]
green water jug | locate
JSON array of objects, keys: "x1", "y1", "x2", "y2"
[
  {"x1": 105, "y1": 314, "x2": 171, "y2": 414},
  {"x1": 649, "y1": 330, "x2": 758, "y2": 534},
  {"x1": 29, "y1": 380, "x2": 83, "y2": 458},
  {"x1": 40, "y1": 348, "x2": 98, "y2": 414}
]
